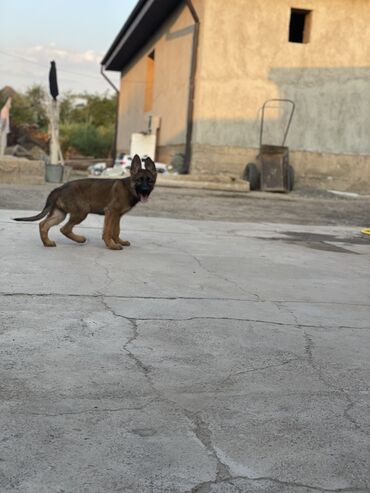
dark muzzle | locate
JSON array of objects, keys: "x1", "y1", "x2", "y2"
[{"x1": 136, "y1": 186, "x2": 151, "y2": 203}]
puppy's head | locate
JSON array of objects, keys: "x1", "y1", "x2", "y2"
[{"x1": 130, "y1": 154, "x2": 157, "y2": 203}]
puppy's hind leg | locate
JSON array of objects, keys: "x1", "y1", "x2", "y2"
[
  {"x1": 39, "y1": 208, "x2": 66, "y2": 247},
  {"x1": 60, "y1": 212, "x2": 88, "y2": 243}
]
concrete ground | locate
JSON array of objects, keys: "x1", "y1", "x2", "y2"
[{"x1": 0, "y1": 209, "x2": 369, "y2": 493}]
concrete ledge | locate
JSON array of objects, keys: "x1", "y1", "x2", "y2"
[
  {"x1": 156, "y1": 173, "x2": 250, "y2": 192},
  {"x1": 0, "y1": 156, "x2": 45, "y2": 185},
  {"x1": 88, "y1": 172, "x2": 250, "y2": 192}
]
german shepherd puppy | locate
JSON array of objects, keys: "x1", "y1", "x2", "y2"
[{"x1": 14, "y1": 155, "x2": 157, "y2": 250}]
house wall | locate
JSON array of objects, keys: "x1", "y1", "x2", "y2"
[
  {"x1": 116, "y1": 1, "x2": 204, "y2": 162},
  {"x1": 191, "y1": 0, "x2": 370, "y2": 190}
]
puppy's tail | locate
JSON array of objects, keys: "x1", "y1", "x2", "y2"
[{"x1": 13, "y1": 192, "x2": 55, "y2": 222}]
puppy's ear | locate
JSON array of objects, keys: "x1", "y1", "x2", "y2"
[
  {"x1": 130, "y1": 155, "x2": 142, "y2": 176},
  {"x1": 144, "y1": 156, "x2": 157, "y2": 175}
]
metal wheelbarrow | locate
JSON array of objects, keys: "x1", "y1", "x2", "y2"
[{"x1": 243, "y1": 99, "x2": 295, "y2": 192}]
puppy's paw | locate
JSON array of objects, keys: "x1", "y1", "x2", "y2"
[
  {"x1": 118, "y1": 240, "x2": 130, "y2": 246},
  {"x1": 107, "y1": 242, "x2": 123, "y2": 251}
]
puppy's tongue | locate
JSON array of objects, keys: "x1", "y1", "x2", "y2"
[{"x1": 140, "y1": 195, "x2": 149, "y2": 203}]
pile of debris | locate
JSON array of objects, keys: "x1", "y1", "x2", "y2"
[{"x1": 6, "y1": 123, "x2": 48, "y2": 162}]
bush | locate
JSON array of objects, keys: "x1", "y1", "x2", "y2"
[
  {"x1": 0, "y1": 85, "x2": 48, "y2": 130},
  {"x1": 0, "y1": 85, "x2": 117, "y2": 158},
  {"x1": 60, "y1": 123, "x2": 115, "y2": 158}
]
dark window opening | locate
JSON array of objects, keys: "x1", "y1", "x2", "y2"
[{"x1": 289, "y1": 8, "x2": 312, "y2": 43}]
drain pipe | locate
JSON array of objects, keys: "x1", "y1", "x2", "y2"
[
  {"x1": 183, "y1": 0, "x2": 200, "y2": 174},
  {"x1": 100, "y1": 65, "x2": 120, "y2": 162},
  {"x1": 100, "y1": 65, "x2": 119, "y2": 93}
]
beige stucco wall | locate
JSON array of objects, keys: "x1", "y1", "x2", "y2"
[
  {"x1": 193, "y1": 0, "x2": 370, "y2": 153},
  {"x1": 116, "y1": 1, "x2": 204, "y2": 157},
  {"x1": 117, "y1": 57, "x2": 147, "y2": 153},
  {"x1": 290, "y1": 150, "x2": 370, "y2": 192},
  {"x1": 189, "y1": 0, "x2": 370, "y2": 190}
]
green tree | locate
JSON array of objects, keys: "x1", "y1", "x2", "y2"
[
  {"x1": 83, "y1": 93, "x2": 117, "y2": 127},
  {"x1": 59, "y1": 91, "x2": 117, "y2": 158},
  {"x1": 60, "y1": 123, "x2": 115, "y2": 158},
  {"x1": 0, "y1": 84, "x2": 47, "y2": 129},
  {"x1": 24, "y1": 85, "x2": 48, "y2": 128},
  {"x1": 59, "y1": 91, "x2": 75, "y2": 125},
  {"x1": 60, "y1": 92, "x2": 117, "y2": 127}
]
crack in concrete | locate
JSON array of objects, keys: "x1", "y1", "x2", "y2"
[
  {"x1": 220, "y1": 357, "x2": 301, "y2": 384},
  {"x1": 100, "y1": 306, "x2": 244, "y2": 488},
  {"x1": 303, "y1": 331, "x2": 315, "y2": 365},
  {"x1": 1, "y1": 292, "x2": 366, "y2": 330},
  {"x1": 130, "y1": 316, "x2": 365, "y2": 331},
  {"x1": 183, "y1": 411, "x2": 232, "y2": 492},
  {"x1": 188, "y1": 251, "x2": 260, "y2": 301},
  {"x1": 99, "y1": 300, "x2": 313, "y2": 493},
  {"x1": 99, "y1": 299, "x2": 164, "y2": 405},
  {"x1": 273, "y1": 300, "x2": 369, "y2": 307},
  {"x1": 302, "y1": 330, "x2": 369, "y2": 437},
  {"x1": 273, "y1": 303, "x2": 370, "y2": 438},
  {"x1": 100, "y1": 298, "x2": 150, "y2": 375},
  {"x1": 274, "y1": 301, "x2": 300, "y2": 326},
  {"x1": 0, "y1": 292, "x2": 263, "y2": 302},
  {"x1": 162, "y1": 239, "x2": 260, "y2": 301},
  {"x1": 22, "y1": 402, "x2": 154, "y2": 417},
  {"x1": 122, "y1": 317, "x2": 153, "y2": 377},
  {"x1": 94, "y1": 253, "x2": 115, "y2": 290},
  {"x1": 1, "y1": 291, "x2": 369, "y2": 307},
  {"x1": 4, "y1": 292, "x2": 366, "y2": 490},
  {"x1": 341, "y1": 391, "x2": 370, "y2": 437},
  {"x1": 188, "y1": 474, "x2": 369, "y2": 493}
]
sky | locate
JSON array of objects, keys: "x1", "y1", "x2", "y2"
[{"x1": 0, "y1": 0, "x2": 138, "y2": 94}]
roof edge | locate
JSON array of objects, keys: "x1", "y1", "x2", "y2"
[
  {"x1": 101, "y1": 0, "x2": 149, "y2": 66},
  {"x1": 101, "y1": 0, "x2": 182, "y2": 71}
]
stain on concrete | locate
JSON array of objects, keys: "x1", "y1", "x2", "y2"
[
  {"x1": 262, "y1": 231, "x2": 369, "y2": 254},
  {"x1": 131, "y1": 428, "x2": 157, "y2": 438}
]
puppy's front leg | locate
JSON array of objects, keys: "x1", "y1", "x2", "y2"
[
  {"x1": 112, "y1": 216, "x2": 131, "y2": 246},
  {"x1": 102, "y1": 210, "x2": 123, "y2": 250}
]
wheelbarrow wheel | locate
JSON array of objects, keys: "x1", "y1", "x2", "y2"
[
  {"x1": 243, "y1": 163, "x2": 260, "y2": 190},
  {"x1": 287, "y1": 164, "x2": 294, "y2": 191}
]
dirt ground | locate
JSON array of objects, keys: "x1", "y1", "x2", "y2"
[{"x1": 0, "y1": 182, "x2": 369, "y2": 226}]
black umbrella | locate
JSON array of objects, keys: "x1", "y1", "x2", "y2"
[{"x1": 49, "y1": 60, "x2": 59, "y2": 101}]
